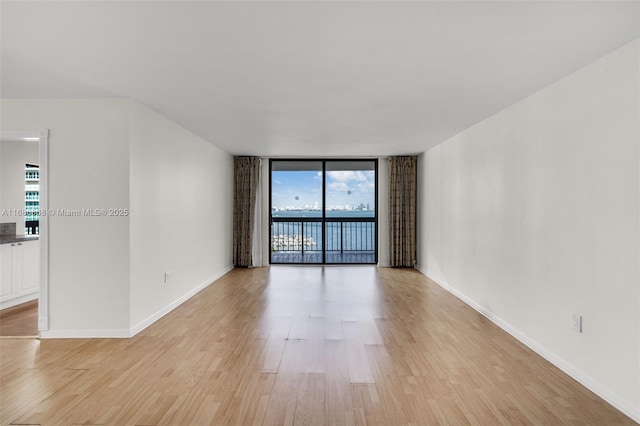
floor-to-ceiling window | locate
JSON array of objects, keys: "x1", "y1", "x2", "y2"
[{"x1": 270, "y1": 159, "x2": 377, "y2": 264}]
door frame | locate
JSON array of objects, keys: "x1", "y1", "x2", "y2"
[{"x1": 0, "y1": 129, "x2": 49, "y2": 332}]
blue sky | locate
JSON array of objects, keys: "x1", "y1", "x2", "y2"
[{"x1": 272, "y1": 170, "x2": 375, "y2": 210}]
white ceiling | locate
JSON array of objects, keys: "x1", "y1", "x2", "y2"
[{"x1": 1, "y1": 1, "x2": 638, "y2": 157}]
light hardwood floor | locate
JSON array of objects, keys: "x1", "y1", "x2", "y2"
[
  {"x1": 0, "y1": 300, "x2": 38, "y2": 337},
  {"x1": 0, "y1": 267, "x2": 634, "y2": 425}
]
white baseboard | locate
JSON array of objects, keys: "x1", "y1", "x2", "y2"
[
  {"x1": 415, "y1": 264, "x2": 640, "y2": 424},
  {"x1": 129, "y1": 264, "x2": 234, "y2": 337},
  {"x1": 39, "y1": 265, "x2": 234, "y2": 340},
  {"x1": 0, "y1": 292, "x2": 38, "y2": 311},
  {"x1": 40, "y1": 328, "x2": 131, "y2": 339}
]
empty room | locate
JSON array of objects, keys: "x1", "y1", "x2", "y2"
[{"x1": 1, "y1": 1, "x2": 639, "y2": 425}]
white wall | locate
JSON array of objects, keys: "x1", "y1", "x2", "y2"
[
  {"x1": 417, "y1": 39, "x2": 640, "y2": 420},
  {"x1": 129, "y1": 101, "x2": 233, "y2": 330},
  {"x1": 1, "y1": 140, "x2": 38, "y2": 232},
  {"x1": 1, "y1": 98, "x2": 235, "y2": 337},
  {"x1": 1, "y1": 99, "x2": 132, "y2": 333}
]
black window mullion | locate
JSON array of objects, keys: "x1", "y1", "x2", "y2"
[{"x1": 322, "y1": 161, "x2": 326, "y2": 265}]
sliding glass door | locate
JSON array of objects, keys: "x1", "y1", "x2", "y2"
[
  {"x1": 270, "y1": 161, "x2": 324, "y2": 264},
  {"x1": 270, "y1": 159, "x2": 377, "y2": 265},
  {"x1": 324, "y1": 161, "x2": 376, "y2": 264}
]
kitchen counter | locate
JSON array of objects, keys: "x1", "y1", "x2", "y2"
[{"x1": 0, "y1": 235, "x2": 39, "y2": 244}]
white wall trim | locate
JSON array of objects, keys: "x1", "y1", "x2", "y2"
[
  {"x1": 415, "y1": 264, "x2": 640, "y2": 424},
  {"x1": 0, "y1": 292, "x2": 38, "y2": 311},
  {"x1": 37, "y1": 129, "x2": 49, "y2": 331},
  {"x1": 40, "y1": 329, "x2": 131, "y2": 339},
  {"x1": 129, "y1": 265, "x2": 234, "y2": 337},
  {"x1": 40, "y1": 265, "x2": 234, "y2": 339}
]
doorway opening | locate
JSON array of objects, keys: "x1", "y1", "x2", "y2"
[
  {"x1": 0, "y1": 129, "x2": 49, "y2": 337},
  {"x1": 269, "y1": 159, "x2": 378, "y2": 265}
]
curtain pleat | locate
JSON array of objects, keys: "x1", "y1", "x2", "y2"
[
  {"x1": 389, "y1": 156, "x2": 417, "y2": 267},
  {"x1": 233, "y1": 156, "x2": 260, "y2": 267},
  {"x1": 251, "y1": 159, "x2": 263, "y2": 267}
]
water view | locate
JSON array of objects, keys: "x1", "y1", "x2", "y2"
[{"x1": 270, "y1": 160, "x2": 377, "y2": 264}]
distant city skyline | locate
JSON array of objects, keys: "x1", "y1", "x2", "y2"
[{"x1": 272, "y1": 170, "x2": 375, "y2": 211}]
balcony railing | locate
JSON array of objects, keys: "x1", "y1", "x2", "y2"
[{"x1": 270, "y1": 217, "x2": 376, "y2": 264}]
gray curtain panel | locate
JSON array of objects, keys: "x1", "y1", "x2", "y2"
[
  {"x1": 233, "y1": 156, "x2": 260, "y2": 267},
  {"x1": 389, "y1": 156, "x2": 417, "y2": 267}
]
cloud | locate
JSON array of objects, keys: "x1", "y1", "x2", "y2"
[
  {"x1": 274, "y1": 180, "x2": 282, "y2": 185},
  {"x1": 326, "y1": 170, "x2": 369, "y2": 183},
  {"x1": 327, "y1": 181, "x2": 349, "y2": 191},
  {"x1": 356, "y1": 182, "x2": 375, "y2": 190},
  {"x1": 325, "y1": 170, "x2": 375, "y2": 194}
]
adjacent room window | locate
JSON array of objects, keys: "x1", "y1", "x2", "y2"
[
  {"x1": 24, "y1": 164, "x2": 39, "y2": 235},
  {"x1": 270, "y1": 159, "x2": 377, "y2": 264}
]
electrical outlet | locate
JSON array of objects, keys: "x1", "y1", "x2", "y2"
[
  {"x1": 164, "y1": 272, "x2": 170, "y2": 283},
  {"x1": 571, "y1": 313, "x2": 582, "y2": 333}
]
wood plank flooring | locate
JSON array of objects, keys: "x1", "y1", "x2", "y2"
[
  {"x1": 0, "y1": 300, "x2": 38, "y2": 337},
  {"x1": 0, "y1": 267, "x2": 634, "y2": 425}
]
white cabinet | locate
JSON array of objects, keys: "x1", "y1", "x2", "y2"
[
  {"x1": 0, "y1": 244, "x2": 14, "y2": 300},
  {"x1": 0, "y1": 240, "x2": 39, "y2": 309},
  {"x1": 19, "y1": 240, "x2": 39, "y2": 294}
]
